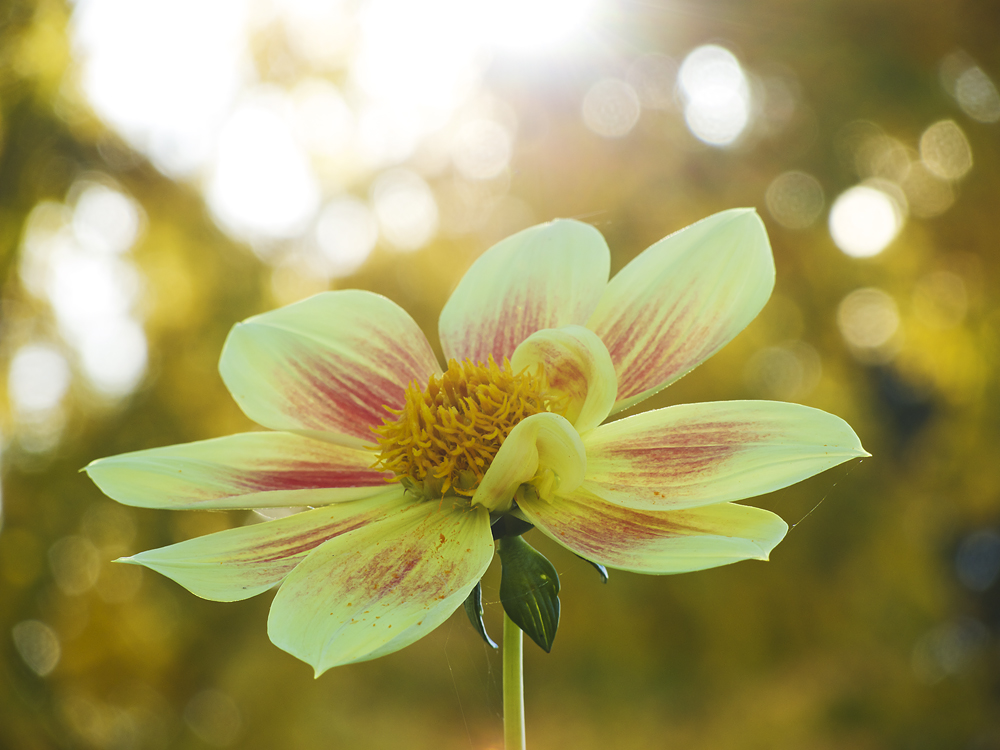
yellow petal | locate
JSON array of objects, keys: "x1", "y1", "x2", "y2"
[
  {"x1": 588, "y1": 209, "x2": 775, "y2": 413},
  {"x1": 439, "y1": 219, "x2": 610, "y2": 364},
  {"x1": 85, "y1": 432, "x2": 392, "y2": 510},
  {"x1": 266, "y1": 499, "x2": 494, "y2": 675},
  {"x1": 520, "y1": 486, "x2": 787, "y2": 574},
  {"x1": 511, "y1": 325, "x2": 617, "y2": 434},
  {"x1": 584, "y1": 400, "x2": 869, "y2": 510},
  {"x1": 471, "y1": 412, "x2": 586, "y2": 513},
  {"x1": 220, "y1": 291, "x2": 441, "y2": 448},
  {"x1": 119, "y1": 489, "x2": 408, "y2": 602}
]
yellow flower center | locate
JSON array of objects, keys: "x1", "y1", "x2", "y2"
[{"x1": 372, "y1": 356, "x2": 559, "y2": 498}]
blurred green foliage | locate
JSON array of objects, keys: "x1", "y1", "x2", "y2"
[{"x1": 2, "y1": 0, "x2": 1000, "y2": 748}]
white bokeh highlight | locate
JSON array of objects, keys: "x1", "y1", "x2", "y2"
[
  {"x1": 478, "y1": 0, "x2": 598, "y2": 54},
  {"x1": 18, "y1": 184, "x2": 150, "y2": 400},
  {"x1": 919, "y1": 120, "x2": 972, "y2": 181},
  {"x1": 8, "y1": 345, "x2": 72, "y2": 415},
  {"x1": 72, "y1": 183, "x2": 142, "y2": 256},
  {"x1": 829, "y1": 185, "x2": 904, "y2": 258},
  {"x1": 206, "y1": 95, "x2": 321, "y2": 242},
  {"x1": 315, "y1": 197, "x2": 380, "y2": 277},
  {"x1": 678, "y1": 45, "x2": 752, "y2": 146},
  {"x1": 291, "y1": 79, "x2": 356, "y2": 160},
  {"x1": 71, "y1": 0, "x2": 249, "y2": 176}
]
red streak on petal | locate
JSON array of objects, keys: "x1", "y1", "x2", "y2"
[
  {"x1": 258, "y1": 321, "x2": 439, "y2": 439},
  {"x1": 592, "y1": 422, "x2": 756, "y2": 488},
  {"x1": 252, "y1": 513, "x2": 381, "y2": 564},
  {"x1": 221, "y1": 467, "x2": 391, "y2": 493},
  {"x1": 597, "y1": 293, "x2": 736, "y2": 403},
  {"x1": 460, "y1": 284, "x2": 554, "y2": 363},
  {"x1": 539, "y1": 495, "x2": 704, "y2": 560}
]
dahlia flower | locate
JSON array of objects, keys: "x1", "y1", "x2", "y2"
[{"x1": 86, "y1": 209, "x2": 866, "y2": 676}]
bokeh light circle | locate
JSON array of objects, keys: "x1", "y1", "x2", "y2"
[
  {"x1": 919, "y1": 120, "x2": 972, "y2": 181},
  {"x1": 828, "y1": 185, "x2": 903, "y2": 257},
  {"x1": 315, "y1": 198, "x2": 380, "y2": 277},
  {"x1": 678, "y1": 45, "x2": 751, "y2": 146},
  {"x1": 765, "y1": 171, "x2": 825, "y2": 229},
  {"x1": 8, "y1": 344, "x2": 71, "y2": 414},
  {"x1": 452, "y1": 119, "x2": 512, "y2": 180},
  {"x1": 837, "y1": 287, "x2": 900, "y2": 349},
  {"x1": 206, "y1": 96, "x2": 321, "y2": 242},
  {"x1": 371, "y1": 169, "x2": 439, "y2": 252},
  {"x1": 581, "y1": 78, "x2": 641, "y2": 138}
]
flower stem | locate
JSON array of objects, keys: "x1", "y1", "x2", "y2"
[{"x1": 502, "y1": 611, "x2": 525, "y2": 750}]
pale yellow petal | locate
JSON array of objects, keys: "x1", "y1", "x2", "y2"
[
  {"x1": 439, "y1": 219, "x2": 610, "y2": 363},
  {"x1": 120, "y1": 489, "x2": 408, "y2": 602},
  {"x1": 588, "y1": 209, "x2": 775, "y2": 413},
  {"x1": 520, "y1": 486, "x2": 787, "y2": 574},
  {"x1": 584, "y1": 400, "x2": 869, "y2": 510},
  {"x1": 220, "y1": 290, "x2": 441, "y2": 447},
  {"x1": 266, "y1": 499, "x2": 494, "y2": 675},
  {"x1": 86, "y1": 432, "x2": 391, "y2": 510}
]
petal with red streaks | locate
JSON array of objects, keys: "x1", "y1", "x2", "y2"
[
  {"x1": 584, "y1": 400, "x2": 868, "y2": 511},
  {"x1": 471, "y1": 412, "x2": 586, "y2": 513},
  {"x1": 588, "y1": 209, "x2": 775, "y2": 413},
  {"x1": 511, "y1": 325, "x2": 617, "y2": 434},
  {"x1": 266, "y1": 498, "x2": 494, "y2": 675},
  {"x1": 220, "y1": 291, "x2": 441, "y2": 447},
  {"x1": 118, "y1": 489, "x2": 408, "y2": 602},
  {"x1": 85, "y1": 432, "x2": 392, "y2": 510},
  {"x1": 439, "y1": 220, "x2": 610, "y2": 364},
  {"x1": 520, "y1": 487, "x2": 788, "y2": 574}
]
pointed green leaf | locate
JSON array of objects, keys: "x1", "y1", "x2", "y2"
[
  {"x1": 497, "y1": 535, "x2": 560, "y2": 652},
  {"x1": 576, "y1": 555, "x2": 609, "y2": 583},
  {"x1": 463, "y1": 582, "x2": 497, "y2": 649}
]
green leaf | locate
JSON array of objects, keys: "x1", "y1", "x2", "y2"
[
  {"x1": 462, "y1": 582, "x2": 497, "y2": 649},
  {"x1": 497, "y1": 535, "x2": 560, "y2": 652}
]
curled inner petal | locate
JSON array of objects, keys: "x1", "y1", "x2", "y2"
[
  {"x1": 511, "y1": 325, "x2": 618, "y2": 434},
  {"x1": 471, "y1": 411, "x2": 587, "y2": 513}
]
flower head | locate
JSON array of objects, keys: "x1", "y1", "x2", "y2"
[{"x1": 86, "y1": 209, "x2": 867, "y2": 675}]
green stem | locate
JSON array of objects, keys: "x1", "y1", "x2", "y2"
[{"x1": 503, "y1": 611, "x2": 525, "y2": 750}]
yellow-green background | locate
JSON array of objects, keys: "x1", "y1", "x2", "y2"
[{"x1": 2, "y1": 1, "x2": 998, "y2": 748}]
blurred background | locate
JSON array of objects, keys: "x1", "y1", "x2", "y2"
[{"x1": 1, "y1": 0, "x2": 998, "y2": 747}]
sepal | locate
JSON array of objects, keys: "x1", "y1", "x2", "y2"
[
  {"x1": 576, "y1": 555, "x2": 609, "y2": 583},
  {"x1": 462, "y1": 582, "x2": 498, "y2": 649},
  {"x1": 497, "y1": 535, "x2": 560, "y2": 652}
]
